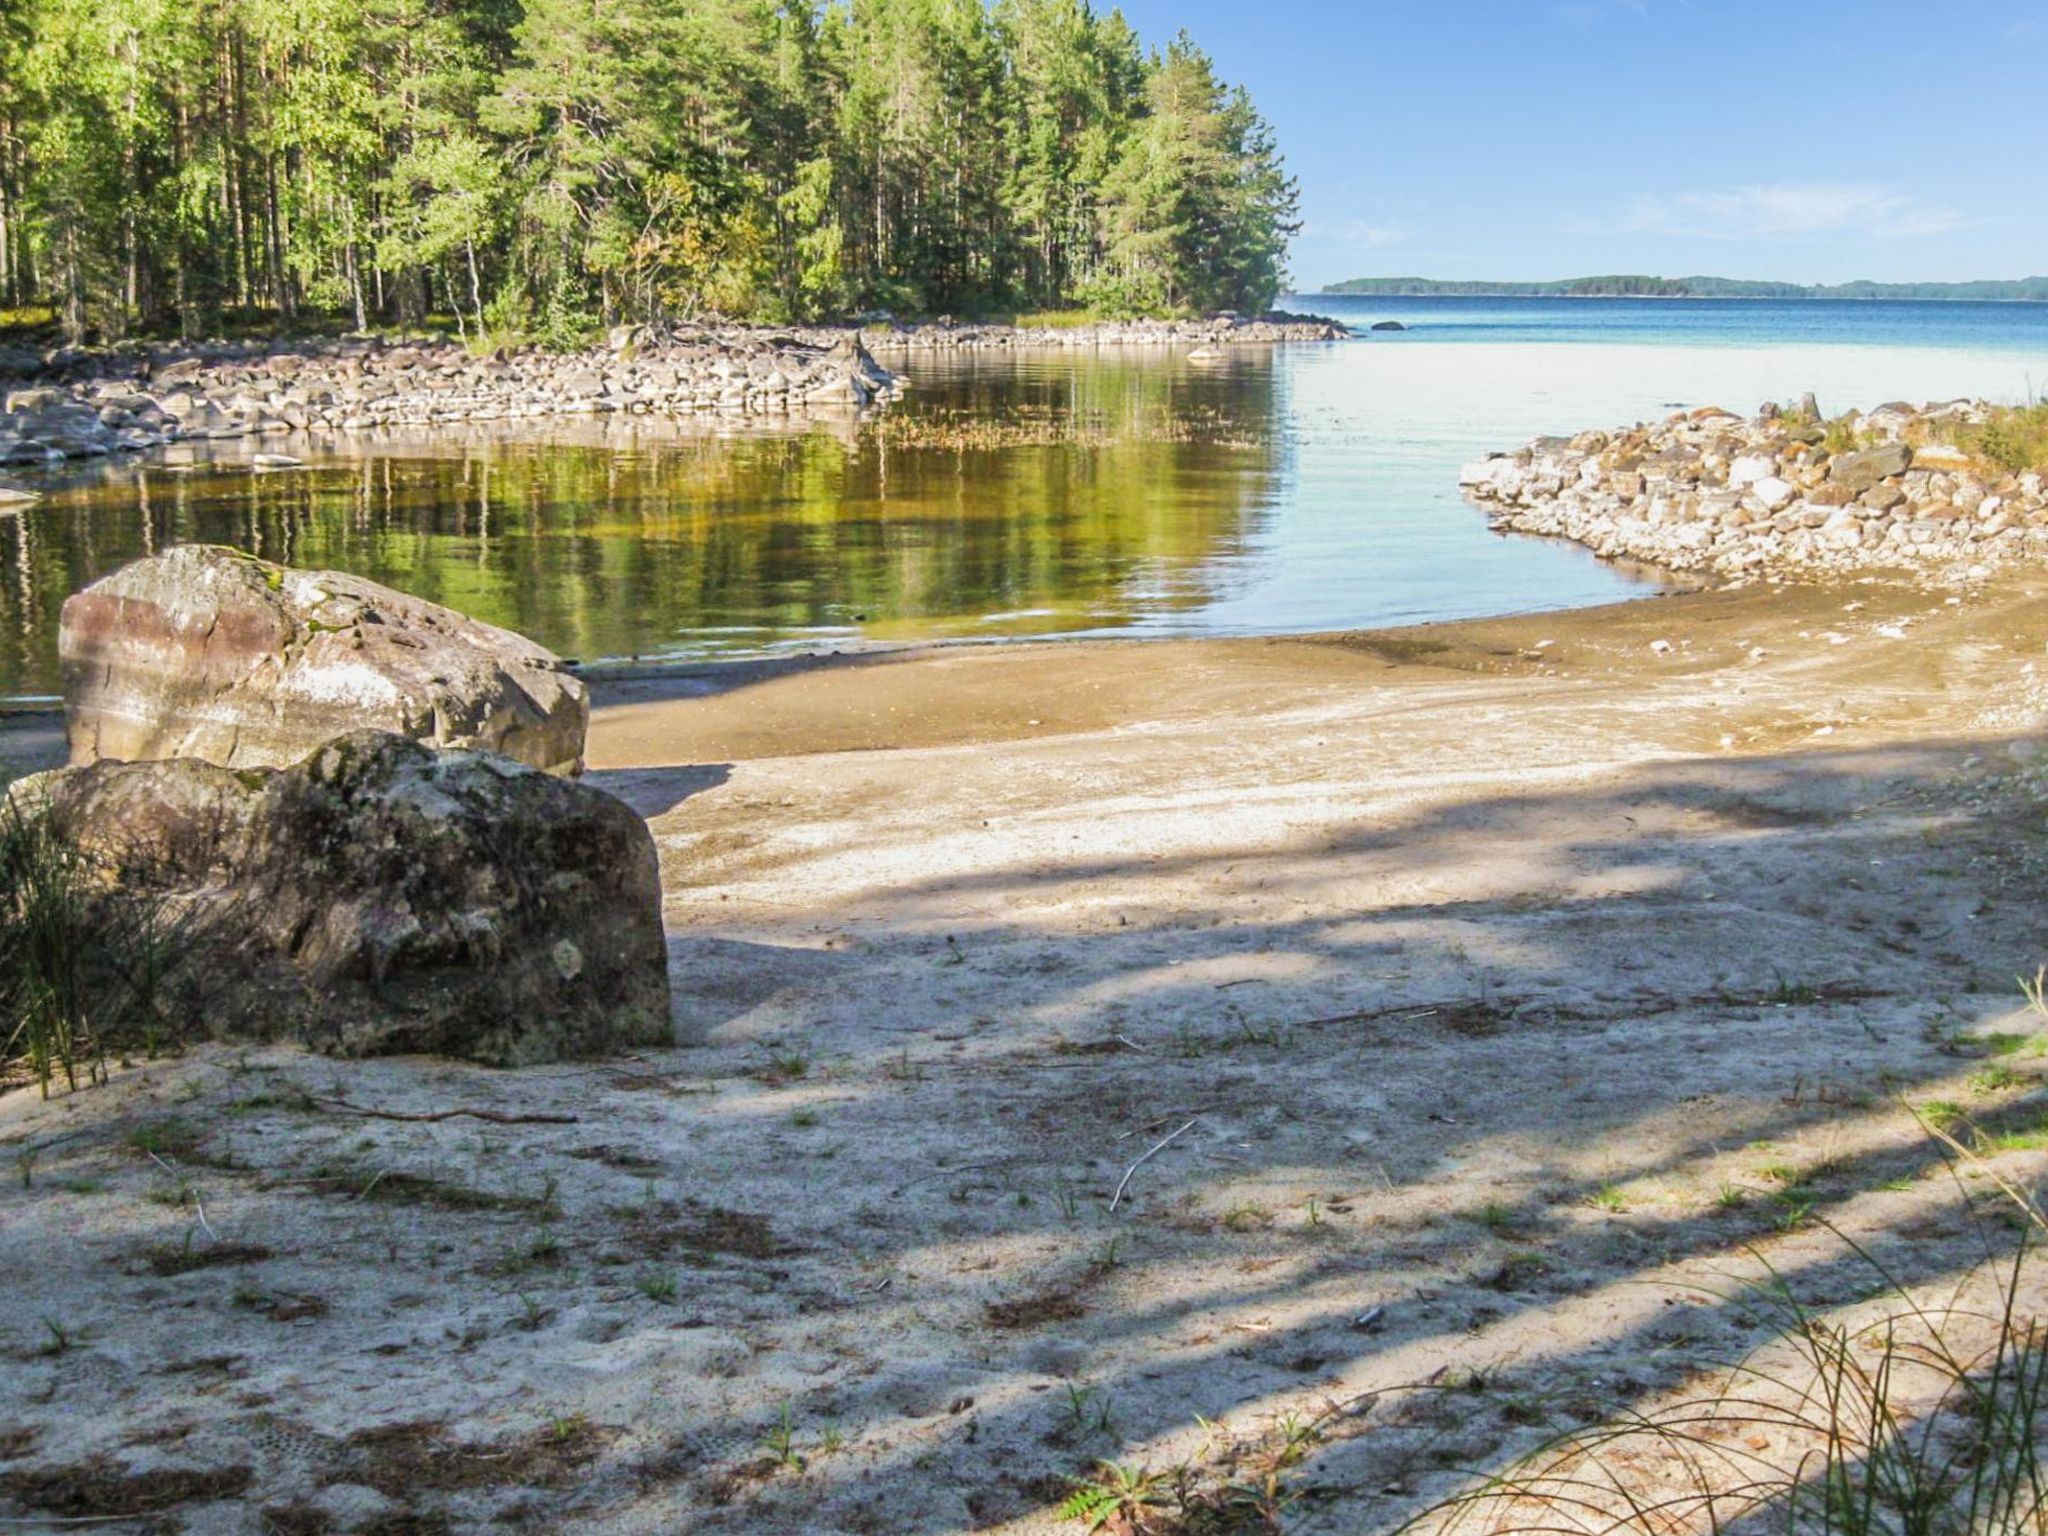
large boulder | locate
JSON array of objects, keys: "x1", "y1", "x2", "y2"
[
  {"x1": 60, "y1": 545, "x2": 586, "y2": 775},
  {"x1": 18, "y1": 731, "x2": 672, "y2": 1065}
]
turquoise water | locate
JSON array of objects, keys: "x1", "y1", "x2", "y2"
[{"x1": 5, "y1": 297, "x2": 2048, "y2": 695}]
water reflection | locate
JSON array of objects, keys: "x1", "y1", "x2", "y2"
[{"x1": 0, "y1": 351, "x2": 1288, "y2": 696}]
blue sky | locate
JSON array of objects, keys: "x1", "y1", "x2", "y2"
[{"x1": 1107, "y1": 0, "x2": 2048, "y2": 290}]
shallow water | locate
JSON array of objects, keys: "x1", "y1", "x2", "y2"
[{"x1": 3, "y1": 297, "x2": 2046, "y2": 697}]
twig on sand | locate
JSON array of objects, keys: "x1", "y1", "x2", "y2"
[
  {"x1": 1116, "y1": 1106, "x2": 1217, "y2": 1141},
  {"x1": 311, "y1": 1097, "x2": 579, "y2": 1126},
  {"x1": 1109, "y1": 1118, "x2": 1197, "y2": 1212},
  {"x1": 143, "y1": 1148, "x2": 218, "y2": 1239}
]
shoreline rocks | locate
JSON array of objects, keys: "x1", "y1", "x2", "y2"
[
  {"x1": 1460, "y1": 399, "x2": 2048, "y2": 582},
  {"x1": 61, "y1": 545, "x2": 587, "y2": 775},
  {"x1": 17, "y1": 730, "x2": 673, "y2": 1065},
  {"x1": 0, "y1": 329, "x2": 903, "y2": 465},
  {"x1": 858, "y1": 312, "x2": 1348, "y2": 351},
  {"x1": 0, "y1": 314, "x2": 1342, "y2": 466}
]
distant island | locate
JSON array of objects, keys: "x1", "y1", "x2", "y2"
[{"x1": 1322, "y1": 275, "x2": 2048, "y2": 301}]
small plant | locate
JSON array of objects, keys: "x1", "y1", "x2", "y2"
[
  {"x1": 1766, "y1": 971, "x2": 1818, "y2": 1006},
  {"x1": 1475, "y1": 1199, "x2": 1518, "y2": 1232},
  {"x1": 761, "y1": 1403, "x2": 804, "y2": 1472},
  {"x1": 37, "y1": 1317, "x2": 74, "y2": 1356},
  {"x1": 1058, "y1": 1462, "x2": 1174, "y2": 1532},
  {"x1": 1057, "y1": 1382, "x2": 1117, "y2": 1442},
  {"x1": 788, "y1": 1107, "x2": 820, "y2": 1129},
  {"x1": 634, "y1": 1270, "x2": 678, "y2": 1304},
  {"x1": 755, "y1": 1046, "x2": 809, "y2": 1085},
  {"x1": 1972, "y1": 1063, "x2": 2021, "y2": 1095},
  {"x1": 1714, "y1": 1182, "x2": 1750, "y2": 1209},
  {"x1": 1222, "y1": 1202, "x2": 1273, "y2": 1232},
  {"x1": 1920, "y1": 1098, "x2": 1968, "y2": 1130},
  {"x1": 1588, "y1": 1184, "x2": 1627, "y2": 1213}
]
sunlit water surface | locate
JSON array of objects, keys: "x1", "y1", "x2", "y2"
[{"x1": 3, "y1": 296, "x2": 2045, "y2": 697}]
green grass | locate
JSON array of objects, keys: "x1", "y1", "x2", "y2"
[
  {"x1": 0, "y1": 787, "x2": 200, "y2": 1095},
  {"x1": 1413, "y1": 1207, "x2": 2048, "y2": 1536},
  {"x1": 1010, "y1": 309, "x2": 1113, "y2": 330},
  {"x1": 1972, "y1": 1064, "x2": 2022, "y2": 1095},
  {"x1": 1931, "y1": 401, "x2": 2048, "y2": 475},
  {"x1": 1920, "y1": 1099, "x2": 1968, "y2": 1130}
]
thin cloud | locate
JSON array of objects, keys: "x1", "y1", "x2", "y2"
[
  {"x1": 1330, "y1": 221, "x2": 1414, "y2": 249},
  {"x1": 1624, "y1": 183, "x2": 1968, "y2": 241}
]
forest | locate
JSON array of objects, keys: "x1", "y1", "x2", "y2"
[{"x1": 0, "y1": 0, "x2": 1300, "y2": 343}]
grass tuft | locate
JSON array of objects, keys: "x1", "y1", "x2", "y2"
[{"x1": 0, "y1": 786, "x2": 201, "y2": 1096}]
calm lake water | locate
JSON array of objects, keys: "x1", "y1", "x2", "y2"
[{"x1": 3, "y1": 296, "x2": 2046, "y2": 698}]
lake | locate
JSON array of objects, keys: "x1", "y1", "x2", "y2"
[{"x1": 3, "y1": 296, "x2": 2046, "y2": 699}]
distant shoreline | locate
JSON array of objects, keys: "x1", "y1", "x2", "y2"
[
  {"x1": 1314, "y1": 278, "x2": 2048, "y2": 303},
  {"x1": 1307, "y1": 293, "x2": 2048, "y2": 304}
]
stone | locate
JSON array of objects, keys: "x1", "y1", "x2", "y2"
[
  {"x1": 60, "y1": 545, "x2": 586, "y2": 775},
  {"x1": 1727, "y1": 454, "x2": 1777, "y2": 489},
  {"x1": 1909, "y1": 442, "x2": 1975, "y2": 472},
  {"x1": 1751, "y1": 476, "x2": 1797, "y2": 512},
  {"x1": 1859, "y1": 484, "x2": 1907, "y2": 513},
  {"x1": 17, "y1": 731, "x2": 673, "y2": 1064},
  {"x1": 1828, "y1": 442, "x2": 1913, "y2": 495}
]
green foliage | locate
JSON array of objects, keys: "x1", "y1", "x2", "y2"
[
  {"x1": 1938, "y1": 402, "x2": 2048, "y2": 475},
  {"x1": 0, "y1": 0, "x2": 1298, "y2": 338}
]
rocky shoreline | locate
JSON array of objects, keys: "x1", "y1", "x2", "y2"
[
  {"x1": 859, "y1": 311, "x2": 1347, "y2": 351},
  {"x1": 1461, "y1": 398, "x2": 2048, "y2": 583},
  {"x1": 0, "y1": 314, "x2": 1345, "y2": 471}
]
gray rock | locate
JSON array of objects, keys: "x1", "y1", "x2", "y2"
[
  {"x1": 1829, "y1": 442, "x2": 1913, "y2": 494},
  {"x1": 17, "y1": 732, "x2": 672, "y2": 1064},
  {"x1": 60, "y1": 545, "x2": 586, "y2": 775}
]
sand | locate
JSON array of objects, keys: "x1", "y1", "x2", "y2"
[{"x1": 3, "y1": 570, "x2": 2048, "y2": 1533}]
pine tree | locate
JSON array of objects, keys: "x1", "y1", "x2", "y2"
[{"x1": 0, "y1": 0, "x2": 1299, "y2": 337}]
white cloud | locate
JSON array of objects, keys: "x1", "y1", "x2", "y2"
[
  {"x1": 1623, "y1": 183, "x2": 1967, "y2": 241},
  {"x1": 1312, "y1": 220, "x2": 1413, "y2": 250}
]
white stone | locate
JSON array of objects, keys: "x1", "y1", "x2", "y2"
[
  {"x1": 1728, "y1": 455, "x2": 1778, "y2": 489},
  {"x1": 1751, "y1": 476, "x2": 1797, "y2": 512}
]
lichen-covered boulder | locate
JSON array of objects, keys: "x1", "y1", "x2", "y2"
[
  {"x1": 60, "y1": 545, "x2": 586, "y2": 775},
  {"x1": 19, "y1": 731, "x2": 672, "y2": 1064}
]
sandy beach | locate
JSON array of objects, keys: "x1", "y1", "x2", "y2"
[{"x1": 3, "y1": 569, "x2": 2048, "y2": 1532}]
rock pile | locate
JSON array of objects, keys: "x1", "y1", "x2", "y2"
[
  {"x1": 18, "y1": 731, "x2": 673, "y2": 1064},
  {"x1": 0, "y1": 329, "x2": 903, "y2": 465},
  {"x1": 861, "y1": 312, "x2": 1348, "y2": 351},
  {"x1": 0, "y1": 313, "x2": 1345, "y2": 467},
  {"x1": 1460, "y1": 400, "x2": 2048, "y2": 582},
  {"x1": 60, "y1": 545, "x2": 587, "y2": 775}
]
